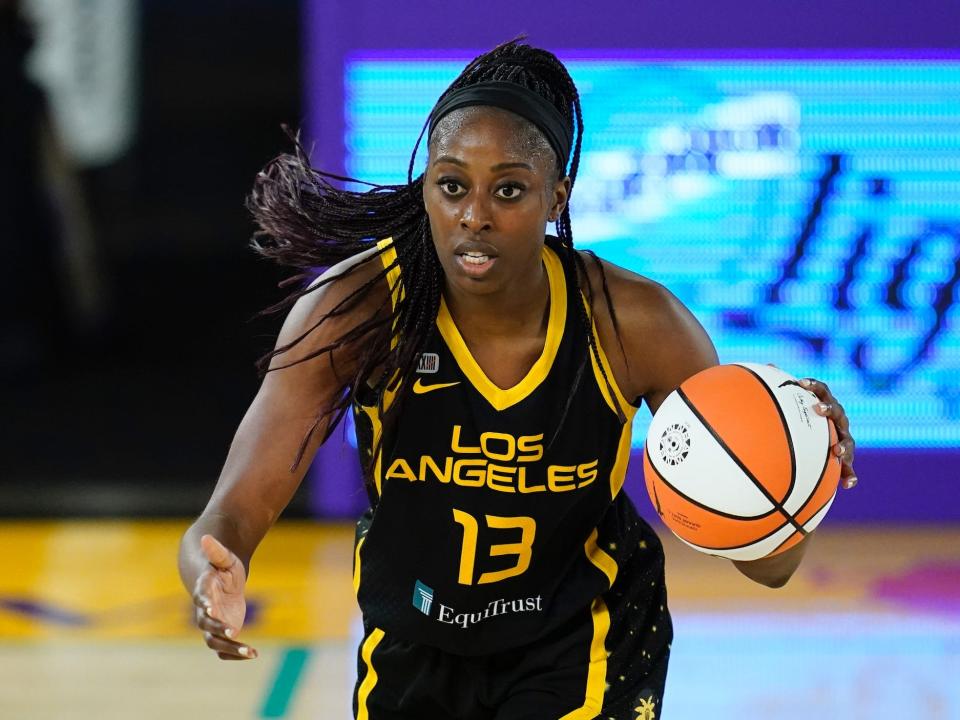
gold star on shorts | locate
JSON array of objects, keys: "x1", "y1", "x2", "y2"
[{"x1": 634, "y1": 696, "x2": 656, "y2": 720}]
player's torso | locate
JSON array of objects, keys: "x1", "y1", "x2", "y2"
[{"x1": 352, "y1": 239, "x2": 654, "y2": 655}]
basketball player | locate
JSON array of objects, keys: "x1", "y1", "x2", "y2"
[{"x1": 178, "y1": 39, "x2": 857, "y2": 719}]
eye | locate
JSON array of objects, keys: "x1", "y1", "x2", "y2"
[
  {"x1": 437, "y1": 178, "x2": 465, "y2": 197},
  {"x1": 495, "y1": 182, "x2": 525, "y2": 200}
]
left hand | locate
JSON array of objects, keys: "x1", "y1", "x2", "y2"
[{"x1": 798, "y1": 376, "x2": 857, "y2": 490}]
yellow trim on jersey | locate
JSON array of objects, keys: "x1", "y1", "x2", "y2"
[
  {"x1": 375, "y1": 237, "x2": 404, "y2": 316},
  {"x1": 608, "y1": 415, "x2": 633, "y2": 498},
  {"x1": 373, "y1": 239, "x2": 403, "y2": 404},
  {"x1": 581, "y1": 290, "x2": 637, "y2": 498},
  {"x1": 356, "y1": 627, "x2": 386, "y2": 720},
  {"x1": 585, "y1": 311, "x2": 637, "y2": 422},
  {"x1": 436, "y1": 243, "x2": 567, "y2": 412},
  {"x1": 353, "y1": 239, "x2": 405, "y2": 498},
  {"x1": 559, "y1": 597, "x2": 611, "y2": 719},
  {"x1": 584, "y1": 528, "x2": 618, "y2": 588},
  {"x1": 564, "y1": 528, "x2": 618, "y2": 717},
  {"x1": 359, "y1": 404, "x2": 384, "y2": 497},
  {"x1": 353, "y1": 535, "x2": 366, "y2": 596}
]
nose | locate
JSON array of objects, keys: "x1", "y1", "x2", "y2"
[{"x1": 460, "y1": 192, "x2": 492, "y2": 234}]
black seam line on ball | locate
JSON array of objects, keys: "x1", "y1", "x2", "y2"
[
  {"x1": 791, "y1": 427, "x2": 836, "y2": 521},
  {"x1": 645, "y1": 444, "x2": 780, "y2": 522},
  {"x1": 741, "y1": 366, "x2": 798, "y2": 507},
  {"x1": 769, "y1": 492, "x2": 836, "y2": 556},
  {"x1": 779, "y1": 374, "x2": 835, "y2": 524},
  {"x1": 645, "y1": 446, "x2": 665, "y2": 516},
  {"x1": 684, "y1": 516, "x2": 797, "y2": 552},
  {"x1": 676, "y1": 386, "x2": 806, "y2": 536}
]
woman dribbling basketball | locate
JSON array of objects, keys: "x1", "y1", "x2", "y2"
[{"x1": 177, "y1": 38, "x2": 857, "y2": 719}]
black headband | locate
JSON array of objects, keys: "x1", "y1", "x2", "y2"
[{"x1": 427, "y1": 81, "x2": 573, "y2": 172}]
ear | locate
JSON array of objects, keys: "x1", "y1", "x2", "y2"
[{"x1": 548, "y1": 176, "x2": 572, "y2": 222}]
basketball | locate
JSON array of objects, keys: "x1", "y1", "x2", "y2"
[{"x1": 643, "y1": 363, "x2": 842, "y2": 561}]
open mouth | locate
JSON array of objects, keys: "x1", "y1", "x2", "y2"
[
  {"x1": 460, "y1": 252, "x2": 492, "y2": 265},
  {"x1": 455, "y1": 251, "x2": 498, "y2": 277}
]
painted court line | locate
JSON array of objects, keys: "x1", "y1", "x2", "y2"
[{"x1": 259, "y1": 647, "x2": 312, "y2": 718}]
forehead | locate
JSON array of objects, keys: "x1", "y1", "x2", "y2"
[{"x1": 428, "y1": 106, "x2": 555, "y2": 170}]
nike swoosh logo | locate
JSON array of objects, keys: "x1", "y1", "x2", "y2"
[{"x1": 413, "y1": 379, "x2": 461, "y2": 395}]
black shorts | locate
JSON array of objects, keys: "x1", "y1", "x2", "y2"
[{"x1": 352, "y1": 548, "x2": 672, "y2": 719}]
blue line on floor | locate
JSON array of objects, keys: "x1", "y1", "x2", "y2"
[{"x1": 259, "y1": 646, "x2": 311, "y2": 717}]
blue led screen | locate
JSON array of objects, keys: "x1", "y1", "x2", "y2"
[{"x1": 344, "y1": 57, "x2": 960, "y2": 450}]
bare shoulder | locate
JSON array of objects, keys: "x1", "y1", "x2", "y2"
[
  {"x1": 257, "y1": 242, "x2": 392, "y2": 412},
  {"x1": 270, "y1": 243, "x2": 391, "y2": 370},
  {"x1": 576, "y1": 251, "x2": 718, "y2": 414}
]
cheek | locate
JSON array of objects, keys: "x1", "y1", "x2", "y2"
[
  {"x1": 425, "y1": 185, "x2": 454, "y2": 215},
  {"x1": 423, "y1": 192, "x2": 448, "y2": 229},
  {"x1": 425, "y1": 202, "x2": 459, "y2": 238},
  {"x1": 511, "y1": 196, "x2": 549, "y2": 225}
]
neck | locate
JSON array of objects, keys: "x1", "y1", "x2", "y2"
[{"x1": 443, "y1": 258, "x2": 550, "y2": 340}]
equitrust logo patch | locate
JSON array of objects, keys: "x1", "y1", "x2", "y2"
[
  {"x1": 413, "y1": 580, "x2": 434, "y2": 615},
  {"x1": 410, "y1": 579, "x2": 544, "y2": 629}
]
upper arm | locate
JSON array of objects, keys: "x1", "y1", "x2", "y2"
[
  {"x1": 204, "y1": 247, "x2": 389, "y2": 556},
  {"x1": 583, "y1": 254, "x2": 718, "y2": 416}
]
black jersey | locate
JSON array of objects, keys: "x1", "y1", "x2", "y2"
[{"x1": 352, "y1": 236, "x2": 666, "y2": 657}]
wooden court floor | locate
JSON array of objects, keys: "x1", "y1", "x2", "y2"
[{"x1": 0, "y1": 521, "x2": 957, "y2": 719}]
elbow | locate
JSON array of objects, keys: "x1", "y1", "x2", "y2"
[
  {"x1": 733, "y1": 559, "x2": 797, "y2": 588},
  {"x1": 754, "y1": 566, "x2": 799, "y2": 588},
  {"x1": 758, "y1": 573, "x2": 792, "y2": 589}
]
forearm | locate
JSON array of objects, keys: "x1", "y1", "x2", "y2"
[
  {"x1": 177, "y1": 381, "x2": 326, "y2": 596},
  {"x1": 731, "y1": 530, "x2": 815, "y2": 588}
]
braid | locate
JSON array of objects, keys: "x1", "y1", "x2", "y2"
[{"x1": 246, "y1": 38, "x2": 626, "y2": 480}]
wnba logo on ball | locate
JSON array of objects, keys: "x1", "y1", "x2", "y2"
[{"x1": 659, "y1": 423, "x2": 691, "y2": 466}]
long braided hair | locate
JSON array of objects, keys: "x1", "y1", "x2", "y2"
[{"x1": 247, "y1": 37, "x2": 625, "y2": 474}]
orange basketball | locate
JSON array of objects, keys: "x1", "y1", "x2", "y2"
[{"x1": 643, "y1": 363, "x2": 841, "y2": 560}]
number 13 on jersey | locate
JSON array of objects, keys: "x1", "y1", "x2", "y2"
[{"x1": 452, "y1": 509, "x2": 536, "y2": 585}]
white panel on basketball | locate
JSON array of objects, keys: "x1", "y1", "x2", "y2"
[
  {"x1": 678, "y1": 520, "x2": 797, "y2": 562},
  {"x1": 802, "y1": 494, "x2": 835, "y2": 532},
  {"x1": 683, "y1": 494, "x2": 834, "y2": 562},
  {"x1": 732, "y1": 363, "x2": 832, "y2": 514},
  {"x1": 646, "y1": 390, "x2": 775, "y2": 518}
]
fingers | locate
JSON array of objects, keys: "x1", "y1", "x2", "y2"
[
  {"x1": 801, "y1": 378, "x2": 857, "y2": 490},
  {"x1": 191, "y1": 575, "x2": 231, "y2": 634},
  {"x1": 832, "y1": 439, "x2": 858, "y2": 489},
  {"x1": 195, "y1": 604, "x2": 234, "y2": 638},
  {"x1": 799, "y1": 379, "x2": 849, "y2": 431},
  {"x1": 820, "y1": 411, "x2": 856, "y2": 489},
  {"x1": 218, "y1": 652, "x2": 249, "y2": 661},
  {"x1": 192, "y1": 573, "x2": 218, "y2": 617},
  {"x1": 193, "y1": 606, "x2": 257, "y2": 660},
  {"x1": 203, "y1": 630, "x2": 258, "y2": 660},
  {"x1": 200, "y1": 534, "x2": 238, "y2": 571},
  {"x1": 190, "y1": 539, "x2": 253, "y2": 660}
]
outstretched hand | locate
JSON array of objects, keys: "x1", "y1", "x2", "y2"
[{"x1": 192, "y1": 534, "x2": 258, "y2": 660}]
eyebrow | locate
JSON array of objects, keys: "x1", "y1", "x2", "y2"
[{"x1": 432, "y1": 155, "x2": 534, "y2": 172}]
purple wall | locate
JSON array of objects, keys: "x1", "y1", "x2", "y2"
[
  {"x1": 306, "y1": 0, "x2": 960, "y2": 173},
  {"x1": 303, "y1": 0, "x2": 960, "y2": 522}
]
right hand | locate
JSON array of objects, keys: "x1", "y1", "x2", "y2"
[{"x1": 192, "y1": 534, "x2": 258, "y2": 660}]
